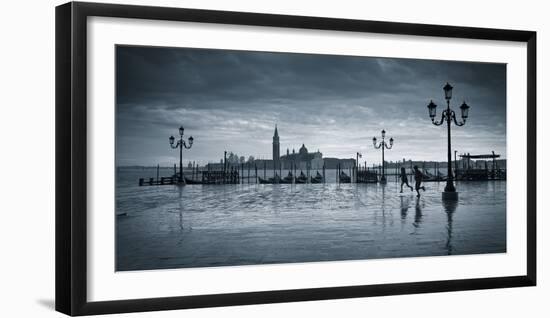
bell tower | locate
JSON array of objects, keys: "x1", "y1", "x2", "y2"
[{"x1": 272, "y1": 125, "x2": 280, "y2": 167}]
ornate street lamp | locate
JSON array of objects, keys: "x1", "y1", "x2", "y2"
[
  {"x1": 169, "y1": 126, "x2": 194, "y2": 183},
  {"x1": 373, "y1": 129, "x2": 393, "y2": 184},
  {"x1": 427, "y1": 82, "x2": 470, "y2": 200}
]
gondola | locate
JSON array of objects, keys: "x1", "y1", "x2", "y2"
[
  {"x1": 258, "y1": 173, "x2": 293, "y2": 184},
  {"x1": 258, "y1": 177, "x2": 274, "y2": 184},
  {"x1": 339, "y1": 171, "x2": 351, "y2": 183},
  {"x1": 295, "y1": 171, "x2": 308, "y2": 184},
  {"x1": 311, "y1": 171, "x2": 324, "y2": 183},
  {"x1": 281, "y1": 171, "x2": 294, "y2": 184},
  {"x1": 422, "y1": 171, "x2": 446, "y2": 182},
  {"x1": 184, "y1": 177, "x2": 203, "y2": 185}
]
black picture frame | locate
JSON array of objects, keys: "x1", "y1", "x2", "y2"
[{"x1": 55, "y1": 1, "x2": 537, "y2": 316}]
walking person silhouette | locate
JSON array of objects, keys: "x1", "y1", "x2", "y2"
[
  {"x1": 399, "y1": 167, "x2": 413, "y2": 193},
  {"x1": 413, "y1": 165, "x2": 426, "y2": 197}
]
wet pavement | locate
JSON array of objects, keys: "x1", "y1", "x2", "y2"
[{"x1": 116, "y1": 171, "x2": 506, "y2": 271}]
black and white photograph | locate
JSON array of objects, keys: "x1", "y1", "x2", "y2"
[
  {"x1": 115, "y1": 45, "x2": 507, "y2": 271},
  {"x1": 1, "y1": 0, "x2": 544, "y2": 317}
]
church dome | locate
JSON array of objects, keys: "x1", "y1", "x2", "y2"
[{"x1": 299, "y1": 143, "x2": 308, "y2": 155}]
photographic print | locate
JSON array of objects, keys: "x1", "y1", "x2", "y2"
[{"x1": 115, "y1": 45, "x2": 506, "y2": 271}]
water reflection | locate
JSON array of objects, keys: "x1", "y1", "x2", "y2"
[
  {"x1": 399, "y1": 196, "x2": 411, "y2": 232},
  {"x1": 116, "y1": 171, "x2": 506, "y2": 270},
  {"x1": 442, "y1": 199, "x2": 458, "y2": 255},
  {"x1": 271, "y1": 184, "x2": 281, "y2": 213},
  {"x1": 400, "y1": 196, "x2": 409, "y2": 220},
  {"x1": 413, "y1": 197, "x2": 423, "y2": 228},
  {"x1": 381, "y1": 185, "x2": 387, "y2": 228},
  {"x1": 178, "y1": 185, "x2": 184, "y2": 231}
]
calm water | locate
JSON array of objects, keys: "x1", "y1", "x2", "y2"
[{"x1": 116, "y1": 168, "x2": 506, "y2": 271}]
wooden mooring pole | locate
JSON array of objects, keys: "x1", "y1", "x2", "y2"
[{"x1": 409, "y1": 160, "x2": 413, "y2": 183}]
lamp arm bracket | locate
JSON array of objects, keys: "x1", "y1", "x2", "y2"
[
  {"x1": 451, "y1": 110, "x2": 466, "y2": 126},
  {"x1": 432, "y1": 110, "x2": 446, "y2": 126},
  {"x1": 183, "y1": 141, "x2": 193, "y2": 149}
]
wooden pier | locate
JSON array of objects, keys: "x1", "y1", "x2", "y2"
[{"x1": 139, "y1": 176, "x2": 179, "y2": 186}]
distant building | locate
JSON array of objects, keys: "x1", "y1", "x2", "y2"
[
  {"x1": 311, "y1": 151, "x2": 323, "y2": 170},
  {"x1": 269, "y1": 125, "x2": 352, "y2": 171},
  {"x1": 322, "y1": 157, "x2": 355, "y2": 169},
  {"x1": 279, "y1": 143, "x2": 323, "y2": 170},
  {"x1": 272, "y1": 125, "x2": 280, "y2": 168},
  {"x1": 208, "y1": 125, "x2": 356, "y2": 171}
]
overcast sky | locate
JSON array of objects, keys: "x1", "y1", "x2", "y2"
[{"x1": 115, "y1": 45, "x2": 506, "y2": 167}]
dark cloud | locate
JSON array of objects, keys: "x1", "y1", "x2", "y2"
[{"x1": 116, "y1": 45, "x2": 506, "y2": 166}]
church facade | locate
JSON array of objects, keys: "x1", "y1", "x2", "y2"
[{"x1": 271, "y1": 126, "x2": 324, "y2": 171}]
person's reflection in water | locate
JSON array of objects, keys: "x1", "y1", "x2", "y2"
[
  {"x1": 442, "y1": 199, "x2": 458, "y2": 255},
  {"x1": 413, "y1": 197, "x2": 423, "y2": 228},
  {"x1": 399, "y1": 196, "x2": 410, "y2": 231},
  {"x1": 400, "y1": 196, "x2": 409, "y2": 220}
]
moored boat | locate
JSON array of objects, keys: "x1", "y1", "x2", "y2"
[
  {"x1": 184, "y1": 177, "x2": 203, "y2": 185},
  {"x1": 295, "y1": 171, "x2": 308, "y2": 184},
  {"x1": 282, "y1": 171, "x2": 294, "y2": 184},
  {"x1": 258, "y1": 173, "x2": 293, "y2": 184},
  {"x1": 311, "y1": 171, "x2": 323, "y2": 183},
  {"x1": 339, "y1": 171, "x2": 351, "y2": 183}
]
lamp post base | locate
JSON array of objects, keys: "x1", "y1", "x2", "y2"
[
  {"x1": 380, "y1": 176, "x2": 387, "y2": 184},
  {"x1": 442, "y1": 191, "x2": 458, "y2": 200}
]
